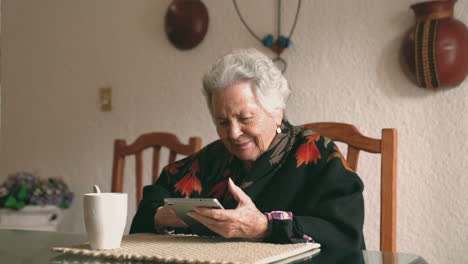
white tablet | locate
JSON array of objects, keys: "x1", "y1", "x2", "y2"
[{"x1": 163, "y1": 198, "x2": 224, "y2": 235}]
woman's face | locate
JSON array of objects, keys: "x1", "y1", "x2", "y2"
[{"x1": 212, "y1": 81, "x2": 280, "y2": 163}]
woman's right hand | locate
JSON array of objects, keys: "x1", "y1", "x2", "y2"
[{"x1": 154, "y1": 205, "x2": 188, "y2": 229}]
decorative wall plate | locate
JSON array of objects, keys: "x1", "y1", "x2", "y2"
[{"x1": 165, "y1": 0, "x2": 209, "y2": 50}]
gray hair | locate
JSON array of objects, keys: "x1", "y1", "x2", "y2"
[{"x1": 202, "y1": 49, "x2": 290, "y2": 122}]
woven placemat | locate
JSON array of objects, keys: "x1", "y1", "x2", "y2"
[{"x1": 51, "y1": 233, "x2": 320, "y2": 264}]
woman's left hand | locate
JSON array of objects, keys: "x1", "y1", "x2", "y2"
[{"x1": 187, "y1": 178, "x2": 269, "y2": 240}]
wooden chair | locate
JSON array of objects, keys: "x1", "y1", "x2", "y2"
[
  {"x1": 303, "y1": 122, "x2": 397, "y2": 252},
  {"x1": 111, "y1": 132, "x2": 202, "y2": 206}
]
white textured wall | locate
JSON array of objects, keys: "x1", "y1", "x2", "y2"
[{"x1": 1, "y1": 0, "x2": 467, "y2": 263}]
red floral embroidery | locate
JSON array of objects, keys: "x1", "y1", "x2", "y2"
[
  {"x1": 208, "y1": 179, "x2": 229, "y2": 200},
  {"x1": 295, "y1": 135, "x2": 321, "y2": 168},
  {"x1": 164, "y1": 161, "x2": 185, "y2": 175},
  {"x1": 327, "y1": 146, "x2": 354, "y2": 172},
  {"x1": 174, "y1": 160, "x2": 202, "y2": 197}
]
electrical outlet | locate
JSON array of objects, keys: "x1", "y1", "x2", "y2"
[{"x1": 99, "y1": 87, "x2": 112, "y2": 111}]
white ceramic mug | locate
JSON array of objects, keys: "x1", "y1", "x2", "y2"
[{"x1": 83, "y1": 185, "x2": 127, "y2": 250}]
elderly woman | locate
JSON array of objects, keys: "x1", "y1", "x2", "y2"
[{"x1": 130, "y1": 49, "x2": 365, "y2": 249}]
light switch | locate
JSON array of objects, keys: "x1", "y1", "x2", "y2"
[{"x1": 99, "y1": 87, "x2": 112, "y2": 111}]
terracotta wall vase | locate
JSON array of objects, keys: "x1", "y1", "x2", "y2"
[
  {"x1": 400, "y1": 0, "x2": 468, "y2": 90},
  {"x1": 164, "y1": 0, "x2": 209, "y2": 50}
]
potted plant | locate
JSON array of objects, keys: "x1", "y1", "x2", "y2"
[{"x1": 0, "y1": 171, "x2": 74, "y2": 231}]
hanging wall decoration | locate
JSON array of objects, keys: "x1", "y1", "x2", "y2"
[
  {"x1": 165, "y1": 0, "x2": 209, "y2": 50},
  {"x1": 400, "y1": 0, "x2": 468, "y2": 90},
  {"x1": 233, "y1": 0, "x2": 302, "y2": 73}
]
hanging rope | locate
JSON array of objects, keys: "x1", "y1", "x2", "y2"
[
  {"x1": 277, "y1": 0, "x2": 281, "y2": 40},
  {"x1": 232, "y1": 0, "x2": 302, "y2": 73}
]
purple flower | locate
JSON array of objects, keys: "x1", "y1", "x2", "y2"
[
  {"x1": 0, "y1": 187, "x2": 9, "y2": 197},
  {"x1": 0, "y1": 171, "x2": 74, "y2": 209}
]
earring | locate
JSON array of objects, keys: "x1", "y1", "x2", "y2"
[{"x1": 276, "y1": 127, "x2": 282, "y2": 134}]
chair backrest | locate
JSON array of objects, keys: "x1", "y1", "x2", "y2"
[
  {"x1": 302, "y1": 122, "x2": 397, "y2": 252},
  {"x1": 111, "y1": 132, "x2": 202, "y2": 206}
]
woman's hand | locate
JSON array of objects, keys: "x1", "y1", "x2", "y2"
[
  {"x1": 187, "y1": 178, "x2": 269, "y2": 240},
  {"x1": 154, "y1": 205, "x2": 188, "y2": 229}
]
